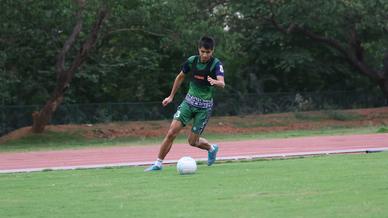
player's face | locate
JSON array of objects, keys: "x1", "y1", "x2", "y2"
[{"x1": 198, "y1": 47, "x2": 213, "y2": 63}]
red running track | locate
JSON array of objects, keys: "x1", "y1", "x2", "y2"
[{"x1": 0, "y1": 133, "x2": 387, "y2": 173}]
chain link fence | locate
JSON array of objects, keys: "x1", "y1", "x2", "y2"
[{"x1": 1, "y1": 91, "x2": 387, "y2": 137}]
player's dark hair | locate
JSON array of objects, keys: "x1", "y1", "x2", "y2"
[{"x1": 198, "y1": 36, "x2": 215, "y2": 50}]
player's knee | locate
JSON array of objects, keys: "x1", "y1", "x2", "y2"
[
  {"x1": 188, "y1": 138, "x2": 198, "y2": 147},
  {"x1": 166, "y1": 130, "x2": 178, "y2": 141}
]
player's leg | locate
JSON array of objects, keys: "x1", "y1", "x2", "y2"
[
  {"x1": 145, "y1": 102, "x2": 191, "y2": 172},
  {"x1": 157, "y1": 119, "x2": 184, "y2": 160},
  {"x1": 188, "y1": 106, "x2": 211, "y2": 149},
  {"x1": 144, "y1": 120, "x2": 183, "y2": 172},
  {"x1": 188, "y1": 132, "x2": 218, "y2": 166},
  {"x1": 187, "y1": 107, "x2": 219, "y2": 166},
  {"x1": 188, "y1": 132, "x2": 211, "y2": 150}
]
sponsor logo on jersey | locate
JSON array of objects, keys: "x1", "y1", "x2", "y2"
[{"x1": 194, "y1": 75, "x2": 205, "y2": 80}]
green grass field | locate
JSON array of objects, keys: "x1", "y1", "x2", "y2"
[{"x1": 1, "y1": 152, "x2": 388, "y2": 218}]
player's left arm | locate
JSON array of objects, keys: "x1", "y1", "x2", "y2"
[
  {"x1": 207, "y1": 75, "x2": 225, "y2": 88},
  {"x1": 207, "y1": 62, "x2": 225, "y2": 88}
]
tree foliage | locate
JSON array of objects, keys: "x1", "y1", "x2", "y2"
[
  {"x1": 0, "y1": 0, "x2": 387, "y2": 109},
  {"x1": 227, "y1": 0, "x2": 388, "y2": 96}
]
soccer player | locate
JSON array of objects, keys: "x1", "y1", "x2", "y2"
[{"x1": 145, "y1": 36, "x2": 225, "y2": 171}]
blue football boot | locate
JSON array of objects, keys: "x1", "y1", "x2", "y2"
[
  {"x1": 207, "y1": 144, "x2": 219, "y2": 166},
  {"x1": 144, "y1": 164, "x2": 162, "y2": 172}
]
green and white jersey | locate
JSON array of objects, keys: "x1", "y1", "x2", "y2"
[{"x1": 181, "y1": 55, "x2": 224, "y2": 108}]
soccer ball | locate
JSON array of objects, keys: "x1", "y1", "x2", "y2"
[{"x1": 177, "y1": 156, "x2": 197, "y2": 175}]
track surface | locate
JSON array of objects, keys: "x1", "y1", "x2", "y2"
[{"x1": 0, "y1": 133, "x2": 387, "y2": 173}]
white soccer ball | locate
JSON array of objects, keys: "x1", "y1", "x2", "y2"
[{"x1": 177, "y1": 156, "x2": 197, "y2": 175}]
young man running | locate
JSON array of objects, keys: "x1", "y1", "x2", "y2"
[{"x1": 145, "y1": 36, "x2": 225, "y2": 171}]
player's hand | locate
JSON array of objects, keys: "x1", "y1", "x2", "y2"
[
  {"x1": 207, "y1": 76, "x2": 216, "y2": 86},
  {"x1": 162, "y1": 96, "x2": 173, "y2": 107}
]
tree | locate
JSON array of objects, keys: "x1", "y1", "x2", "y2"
[
  {"x1": 31, "y1": 0, "x2": 108, "y2": 133},
  {"x1": 229, "y1": 0, "x2": 388, "y2": 97}
]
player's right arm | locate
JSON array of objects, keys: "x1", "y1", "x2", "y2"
[{"x1": 162, "y1": 71, "x2": 185, "y2": 107}]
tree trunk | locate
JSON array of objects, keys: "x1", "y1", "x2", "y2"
[
  {"x1": 32, "y1": 95, "x2": 64, "y2": 133},
  {"x1": 31, "y1": 3, "x2": 108, "y2": 133}
]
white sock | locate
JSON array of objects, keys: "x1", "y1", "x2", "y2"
[{"x1": 155, "y1": 158, "x2": 163, "y2": 167}]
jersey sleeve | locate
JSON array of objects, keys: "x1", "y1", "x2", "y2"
[
  {"x1": 181, "y1": 56, "x2": 196, "y2": 74},
  {"x1": 214, "y1": 62, "x2": 225, "y2": 77}
]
